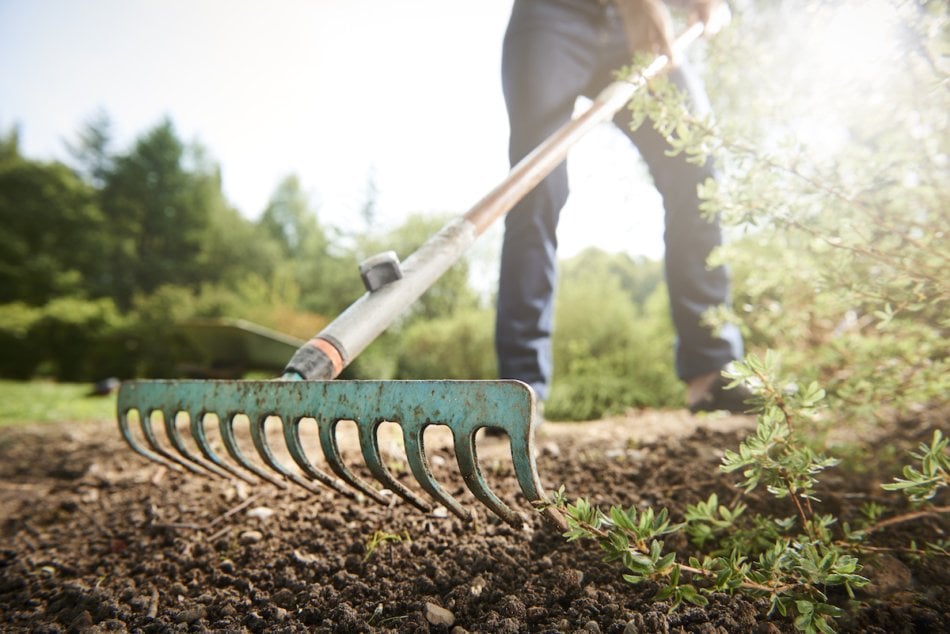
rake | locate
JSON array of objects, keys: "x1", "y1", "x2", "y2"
[{"x1": 118, "y1": 17, "x2": 718, "y2": 530}]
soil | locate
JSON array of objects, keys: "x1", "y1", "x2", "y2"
[{"x1": 0, "y1": 405, "x2": 947, "y2": 633}]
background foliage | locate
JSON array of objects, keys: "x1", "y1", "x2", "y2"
[
  {"x1": 0, "y1": 116, "x2": 676, "y2": 414},
  {"x1": 2, "y1": 0, "x2": 946, "y2": 429}
]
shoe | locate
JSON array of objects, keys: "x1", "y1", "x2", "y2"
[{"x1": 688, "y1": 374, "x2": 755, "y2": 415}]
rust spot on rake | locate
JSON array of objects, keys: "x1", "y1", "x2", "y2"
[{"x1": 117, "y1": 380, "x2": 565, "y2": 529}]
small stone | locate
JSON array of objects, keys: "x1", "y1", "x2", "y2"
[
  {"x1": 584, "y1": 620, "x2": 601, "y2": 634},
  {"x1": 470, "y1": 575, "x2": 486, "y2": 597},
  {"x1": 540, "y1": 441, "x2": 561, "y2": 458},
  {"x1": 450, "y1": 626, "x2": 470, "y2": 634},
  {"x1": 431, "y1": 506, "x2": 449, "y2": 519},
  {"x1": 247, "y1": 506, "x2": 275, "y2": 521},
  {"x1": 292, "y1": 549, "x2": 320, "y2": 564},
  {"x1": 220, "y1": 559, "x2": 235, "y2": 574},
  {"x1": 239, "y1": 530, "x2": 263, "y2": 545},
  {"x1": 424, "y1": 602, "x2": 455, "y2": 627}
]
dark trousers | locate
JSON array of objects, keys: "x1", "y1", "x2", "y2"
[{"x1": 496, "y1": 0, "x2": 743, "y2": 400}]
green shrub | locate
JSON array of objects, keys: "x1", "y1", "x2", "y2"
[
  {"x1": 392, "y1": 309, "x2": 495, "y2": 380},
  {"x1": 0, "y1": 302, "x2": 42, "y2": 379},
  {"x1": 547, "y1": 260, "x2": 680, "y2": 420}
]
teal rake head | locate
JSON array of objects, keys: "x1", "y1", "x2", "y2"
[
  {"x1": 113, "y1": 23, "x2": 714, "y2": 534},
  {"x1": 117, "y1": 379, "x2": 565, "y2": 529}
]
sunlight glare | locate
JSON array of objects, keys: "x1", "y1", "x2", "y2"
[
  {"x1": 782, "y1": 0, "x2": 903, "y2": 157},
  {"x1": 809, "y1": 0, "x2": 900, "y2": 82}
]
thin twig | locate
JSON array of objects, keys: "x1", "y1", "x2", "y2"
[
  {"x1": 206, "y1": 492, "x2": 264, "y2": 529},
  {"x1": 864, "y1": 505, "x2": 950, "y2": 534}
]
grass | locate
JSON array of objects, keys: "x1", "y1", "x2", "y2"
[{"x1": 0, "y1": 380, "x2": 116, "y2": 427}]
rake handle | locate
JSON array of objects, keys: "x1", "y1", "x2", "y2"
[{"x1": 284, "y1": 17, "x2": 711, "y2": 381}]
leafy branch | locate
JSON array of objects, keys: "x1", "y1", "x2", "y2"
[{"x1": 881, "y1": 430, "x2": 950, "y2": 504}]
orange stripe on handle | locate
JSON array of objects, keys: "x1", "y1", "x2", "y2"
[{"x1": 310, "y1": 337, "x2": 344, "y2": 378}]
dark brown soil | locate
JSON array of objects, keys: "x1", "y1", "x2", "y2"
[{"x1": 0, "y1": 408, "x2": 946, "y2": 633}]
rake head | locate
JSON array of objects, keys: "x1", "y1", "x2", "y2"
[{"x1": 117, "y1": 379, "x2": 565, "y2": 529}]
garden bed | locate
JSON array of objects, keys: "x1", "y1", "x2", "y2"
[{"x1": 0, "y1": 409, "x2": 946, "y2": 632}]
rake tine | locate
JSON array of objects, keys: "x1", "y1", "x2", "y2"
[
  {"x1": 248, "y1": 415, "x2": 325, "y2": 495},
  {"x1": 161, "y1": 410, "x2": 236, "y2": 480},
  {"x1": 317, "y1": 418, "x2": 391, "y2": 505},
  {"x1": 283, "y1": 418, "x2": 356, "y2": 500},
  {"x1": 401, "y1": 422, "x2": 471, "y2": 521},
  {"x1": 506, "y1": 423, "x2": 568, "y2": 531},
  {"x1": 219, "y1": 414, "x2": 289, "y2": 489},
  {"x1": 140, "y1": 409, "x2": 210, "y2": 477},
  {"x1": 358, "y1": 418, "x2": 431, "y2": 513},
  {"x1": 189, "y1": 413, "x2": 257, "y2": 485},
  {"x1": 454, "y1": 429, "x2": 523, "y2": 526},
  {"x1": 118, "y1": 409, "x2": 183, "y2": 473}
]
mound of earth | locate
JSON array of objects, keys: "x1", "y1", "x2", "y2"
[{"x1": 0, "y1": 407, "x2": 946, "y2": 632}]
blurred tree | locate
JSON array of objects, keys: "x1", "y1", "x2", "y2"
[
  {"x1": 259, "y1": 174, "x2": 321, "y2": 257},
  {"x1": 257, "y1": 174, "x2": 361, "y2": 316},
  {"x1": 0, "y1": 133, "x2": 109, "y2": 304},
  {"x1": 66, "y1": 109, "x2": 114, "y2": 188},
  {"x1": 98, "y1": 119, "x2": 252, "y2": 306}
]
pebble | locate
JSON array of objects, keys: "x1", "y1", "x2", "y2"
[
  {"x1": 469, "y1": 575, "x2": 486, "y2": 597},
  {"x1": 292, "y1": 549, "x2": 320, "y2": 564},
  {"x1": 424, "y1": 602, "x2": 455, "y2": 627},
  {"x1": 247, "y1": 506, "x2": 275, "y2": 521},
  {"x1": 584, "y1": 620, "x2": 601, "y2": 634},
  {"x1": 239, "y1": 530, "x2": 263, "y2": 545}
]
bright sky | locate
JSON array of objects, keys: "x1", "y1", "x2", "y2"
[{"x1": 0, "y1": 0, "x2": 668, "y2": 265}]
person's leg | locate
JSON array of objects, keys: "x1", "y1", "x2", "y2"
[
  {"x1": 609, "y1": 60, "x2": 744, "y2": 386},
  {"x1": 497, "y1": 0, "x2": 603, "y2": 400}
]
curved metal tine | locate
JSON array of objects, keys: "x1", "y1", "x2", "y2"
[
  {"x1": 505, "y1": 422, "x2": 568, "y2": 531},
  {"x1": 189, "y1": 412, "x2": 256, "y2": 485},
  {"x1": 402, "y1": 422, "x2": 471, "y2": 521},
  {"x1": 162, "y1": 410, "x2": 234, "y2": 480},
  {"x1": 219, "y1": 413, "x2": 289, "y2": 489},
  {"x1": 358, "y1": 419, "x2": 431, "y2": 513},
  {"x1": 316, "y1": 418, "x2": 391, "y2": 505},
  {"x1": 118, "y1": 407, "x2": 183, "y2": 472},
  {"x1": 141, "y1": 409, "x2": 210, "y2": 477},
  {"x1": 283, "y1": 417, "x2": 355, "y2": 499},
  {"x1": 454, "y1": 429, "x2": 523, "y2": 526},
  {"x1": 249, "y1": 415, "x2": 323, "y2": 495}
]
